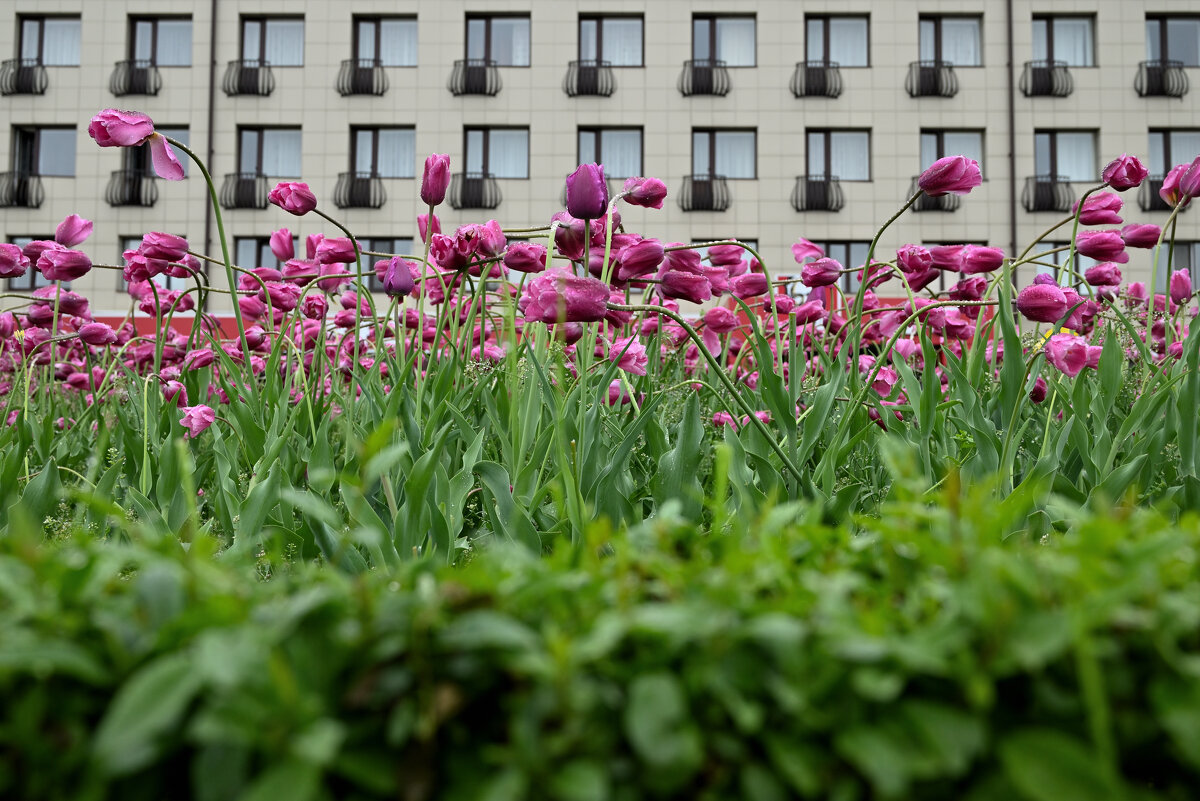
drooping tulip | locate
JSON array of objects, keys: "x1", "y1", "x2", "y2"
[
  {"x1": 622, "y1": 176, "x2": 668, "y2": 209},
  {"x1": 179, "y1": 404, "x2": 217, "y2": 438},
  {"x1": 1101, "y1": 154, "x2": 1149, "y2": 191},
  {"x1": 918, "y1": 156, "x2": 982, "y2": 197},
  {"x1": 55, "y1": 214, "x2": 93, "y2": 247}
]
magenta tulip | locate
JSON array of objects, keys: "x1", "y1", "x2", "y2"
[
  {"x1": 961, "y1": 245, "x2": 1005, "y2": 274},
  {"x1": 1044, "y1": 332, "x2": 1089, "y2": 378},
  {"x1": 706, "y1": 244, "x2": 745, "y2": 266},
  {"x1": 896, "y1": 244, "x2": 932, "y2": 274},
  {"x1": 566, "y1": 163, "x2": 609, "y2": 220},
  {"x1": 800, "y1": 257, "x2": 842, "y2": 287},
  {"x1": 930, "y1": 245, "x2": 966, "y2": 272},
  {"x1": 1180, "y1": 156, "x2": 1200, "y2": 200},
  {"x1": 418, "y1": 213, "x2": 441, "y2": 244},
  {"x1": 622, "y1": 176, "x2": 667, "y2": 209},
  {"x1": 791, "y1": 238, "x2": 824, "y2": 263},
  {"x1": 180, "y1": 404, "x2": 217, "y2": 438},
  {"x1": 503, "y1": 242, "x2": 548, "y2": 274},
  {"x1": 88, "y1": 109, "x2": 155, "y2": 147},
  {"x1": 1084, "y1": 263, "x2": 1122, "y2": 287},
  {"x1": 268, "y1": 182, "x2": 318, "y2": 215},
  {"x1": 420, "y1": 153, "x2": 451, "y2": 207},
  {"x1": 147, "y1": 134, "x2": 185, "y2": 181},
  {"x1": 659, "y1": 270, "x2": 712, "y2": 304},
  {"x1": 1160, "y1": 164, "x2": 1189, "y2": 208},
  {"x1": 55, "y1": 214, "x2": 92, "y2": 247},
  {"x1": 1075, "y1": 230, "x2": 1129, "y2": 264},
  {"x1": 0, "y1": 243, "x2": 29, "y2": 278},
  {"x1": 316, "y1": 237, "x2": 357, "y2": 265},
  {"x1": 1017, "y1": 284, "x2": 1068, "y2": 323},
  {"x1": 270, "y1": 228, "x2": 294, "y2": 261},
  {"x1": 616, "y1": 238, "x2": 664, "y2": 281},
  {"x1": 518, "y1": 268, "x2": 610, "y2": 324},
  {"x1": 1170, "y1": 270, "x2": 1193, "y2": 305},
  {"x1": 37, "y1": 249, "x2": 92, "y2": 282},
  {"x1": 703, "y1": 306, "x2": 738, "y2": 334},
  {"x1": 609, "y1": 337, "x2": 649, "y2": 376},
  {"x1": 731, "y1": 273, "x2": 769, "y2": 298},
  {"x1": 377, "y1": 257, "x2": 416, "y2": 297},
  {"x1": 140, "y1": 232, "x2": 189, "y2": 261},
  {"x1": 1101, "y1": 154, "x2": 1149, "y2": 191},
  {"x1": 1121, "y1": 224, "x2": 1161, "y2": 249},
  {"x1": 1072, "y1": 192, "x2": 1123, "y2": 225},
  {"x1": 918, "y1": 156, "x2": 982, "y2": 197},
  {"x1": 78, "y1": 322, "x2": 117, "y2": 346}
]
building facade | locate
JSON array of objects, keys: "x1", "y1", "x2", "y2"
[{"x1": 1, "y1": 0, "x2": 1198, "y2": 316}]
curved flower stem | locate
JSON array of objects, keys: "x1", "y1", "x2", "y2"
[{"x1": 1059, "y1": 183, "x2": 1104, "y2": 287}]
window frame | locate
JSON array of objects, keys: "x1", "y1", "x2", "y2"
[
  {"x1": 237, "y1": 127, "x2": 302, "y2": 178},
  {"x1": 1146, "y1": 15, "x2": 1200, "y2": 66},
  {"x1": 18, "y1": 16, "x2": 81, "y2": 67},
  {"x1": 806, "y1": 129, "x2": 872, "y2": 182},
  {"x1": 129, "y1": 16, "x2": 193, "y2": 67},
  {"x1": 805, "y1": 15, "x2": 870, "y2": 68},
  {"x1": 464, "y1": 14, "x2": 532, "y2": 67},
  {"x1": 350, "y1": 127, "x2": 415, "y2": 179},
  {"x1": 1149, "y1": 129, "x2": 1200, "y2": 175},
  {"x1": 1031, "y1": 15, "x2": 1096, "y2": 67},
  {"x1": 463, "y1": 126, "x2": 530, "y2": 180},
  {"x1": 1033, "y1": 129, "x2": 1097, "y2": 182},
  {"x1": 233, "y1": 235, "x2": 299, "y2": 273},
  {"x1": 577, "y1": 127, "x2": 644, "y2": 179},
  {"x1": 919, "y1": 15, "x2": 983, "y2": 67},
  {"x1": 692, "y1": 14, "x2": 757, "y2": 67},
  {"x1": 352, "y1": 16, "x2": 417, "y2": 67},
  {"x1": 577, "y1": 14, "x2": 644, "y2": 67},
  {"x1": 12, "y1": 126, "x2": 76, "y2": 177},
  {"x1": 240, "y1": 16, "x2": 305, "y2": 66},
  {"x1": 692, "y1": 128, "x2": 758, "y2": 180}
]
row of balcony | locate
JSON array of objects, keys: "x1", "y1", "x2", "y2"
[
  {"x1": 2, "y1": 57, "x2": 1189, "y2": 99},
  {"x1": 0, "y1": 170, "x2": 1183, "y2": 216}
]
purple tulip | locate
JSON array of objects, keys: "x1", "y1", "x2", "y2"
[
  {"x1": 518, "y1": 268, "x2": 610, "y2": 324},
  {"x1": 1084, "y1": 263, "x2": 1122, "y2": 287},
  {"x1": 78, "y1": 322, "x2": 117, "y2": 346},
  {"x1": 140, "y1": 232, "x2": 189, "y2": 261},
  {"x1": 918, "y1": 156, "x2": 982, "y2": 197},
  {"x1": 1017, "y1": 284, "x2": 1068, "y2": 323},
  {"x1": 961, "y1": 245, "x2": 1005, "y2": 274},
  {"x1": 0, "y1": 243, "x2": 30, "y2": 278},
  {"x1": 420, "y1": 153, "x2": 451, "y2": 207},
  {"x1": 622, "y1": 176, "x2": 668, "y2": 209},
  {"x1": 566, "y1": 163, "x2": 609, "y2": 220},
  {"x1": 1075, "y1": 230, "x2": 1129, "y2": 264},
  {"x1": 1072, "y1": 192, "x2": 1123, "y2": 225},
  {"x1": 1170, "y1": 270, "x2": 1193, "y2": 305},
  {"x1": 88, "y1": 109, "x2": 155, "y2": 147},
  {"x1": 55, "y1": 214, "x2": 93, "y2": 247},
  {"x1": 378, "y1": 257, "x2": 416, "y2": 297},
  {"x1": 800, "y1": 257, "x2": 842, "y2": 287},
  {"x1": 37, "y1": 248, "x2": 93, "y2": 282},
  {"x1": 1120, "y1": 224, "x2": 1161, "y2": 249},
  {"x1": 268, "y1": 182, "x2": 318, "y2": 215},
  {"x1": 1101, "y1": 154, "x2": 1149, "y2": 191},
  {"x1": 616, "y1": 238, "x2": 664, "y2": 281}
]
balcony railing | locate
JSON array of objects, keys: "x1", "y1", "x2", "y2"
[
  {"x1": 105, "y1": 170, "x2": 157, "y2": 207},
  {"x1": 219, "y1": 172, "x2": 269, "y2": 209},
  {"x1": 449, "y1": 172, "x2": 501, "y2": 210},
  {"x1": 910, "y1": 176, "x2": 961, "y2": 212},
  {"x1": 448, "y1": 59, "x2": 501, "y2": 96},
  {"x1": 1022, "y1": 175, "x2": 1074, "y2": 213},
  {"x1": 337, "y1": 59, "x2": 388, "y2": 96},
  {"x1": 1020, "y1": 60, "x2": 1072, "y2": 97},
  {"x1": 333, "y1": 172, "x2": 386, "y2": 209},
  {"x1": 790, "y1": 175, "x2": 844, "y2": 212},
  {"x1": 905, "y1": 60, "x2": 958, "y2": 97},
  {"x1": 222, "y1": 59, "x2": 275, "y2": 96},
  {"x1": 0, "y1": 172, "x2": 44, "y2": 208},
  {"x1": 0, "y1": 59, "x2": 48, "y2": 95},
  {"x1": 678, "y1": 59, "x2": 730, "y2": 97},
  {"x1": 1135, "y1": 60, "x2": 1189, "y2": 98},
  {"x1": 563, "y1": 60, "x2": 615, "y2": 97},
  {"x1": 1139, "y1": 175, "x2": 1177, "y2": 212},
  {"x1": 109, "y1": 59, "x2": 162, "y2": 96},
  {"x1": 790, "y1": 61, "x2": 842, "y2": 98},
  {"x1": 678, "y1": 174, "x2": 730, "y2": 212}
]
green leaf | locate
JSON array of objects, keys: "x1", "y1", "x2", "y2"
[
  {"x1": 624, "y1": 673, "x2": 703, "y2": 788},
  {"x1": 237, "y1": 758, "x2": 320, "y2": 801},
  {"x1": 998, "y1": 729, "x2": 1121, "y2": 801}
]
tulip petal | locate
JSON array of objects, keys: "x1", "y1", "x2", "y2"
[{"x1": 148, "y1": 134, "x2": 185, "y2": 181}]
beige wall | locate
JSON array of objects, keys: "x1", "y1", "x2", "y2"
[{"x1": 1, "y1": 0, "x2": 1197, "y2": 315}]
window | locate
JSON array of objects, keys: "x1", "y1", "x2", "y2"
[
  {"x1": 806, "y1": 16, "x2": 868, "y2": 67},
  {"x1": 1034, "y1": 131, "x2": 1096, "y2": 182},
  {"x1": 12, "y1": 127, "x2": 75, "y2": 177},
  {"x1": 352, "y1": 128, "x2": 414, "y2": 178},
  {"x1": 693, "y1": 15, "x2": 756, "y2": 66},
  {"x1": 465, "y1": 128, "x2": 528, "y2": 179},
  {"x1": 19, "y1": 16, "x2": 81, "y2": 66},
  {"x1": 919, "y1": 16, "x2": 982, "y2": 66},
  {"x1": 693, "y1": 129, "x2": 756, "y2": 179},
  {"x1": 579, "y1": 16, "x2": 643, "y2": 66},
  {"x1": 235, "y1": 236, "x2": 297, "y2": 272},
  {"x1": 578, "y1": 128, "x2": 642, "y2": 178},
  {"x1": 1146, "y1": 16, "x2": 1200, "y2": 66},
  {"x1": 124, "y1": 127, "x2": 189, "y2": 177},
  {"x1": 354, "y1": 17, "x2": 417, "y2": 66},
  {"x1": 1149, "y1": 130, "x2": 1200, "y2": 175},
  {"x1": 807, "y1": 130, "x2": 870, "y2": 181},
  {"x1": 6, "y1": 237, "x2": 58, "y2": 291},
  {"x1": 466, "y1": 15, "x2": 530, "y2": 66},
  {"x1": 363, "y1": 237, "x2": 414, "y2": 292},
  {"x1": 921, "y1": 131, "x2": 984, "y2": 177},
  {"x1": 241, "y1": 17, "x2": 304, "y2": 66},
  {"x1": 239, "y1": 128, "x2": 302, "y2": 178},
  {"x1": 1032, "y1": 16, "x2": 1094, "y2": 66},
  {"x1": 130, "y1": 17, "x2": 192, "y2": 66},
  {"x1": 1175, "y1": 242, "x2": 1200, "y2": 285},
  {"x1": 1032, "y1": 242, "x2": 1098, "y2": 282}
]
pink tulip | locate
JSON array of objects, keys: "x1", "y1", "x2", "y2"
[
  {"x1": 1017, "y1": 284, "x2": 1068, "y2": 323},
  {"x1": 418, "y1": 213, "x2": 441, "y2": 244},
  {"x1": 163, "y1": 380, "x2": 188, "y2": 407},
  {"x1": 0, "y1": 243, "x2": 30, "y2": 277},
  {"x1": 306, "y1": 234, "x2": 323, "y2": 259},
  {"x1": 179, "y1": 404, "x2": 217, "y2": 438},
  {"x1": 616, "y1": 238, "x2": 663, "y2": 281},
  {"x1": 609, "y1": 336, "x2": 649, "y2": 376},
  {"x1": 1170, "y1": 270, "x2": 1193, "y2": 305},
  {"x1": 503, "y1": 242, "x2": 548, "y2": 274},
  {"x1": 622, "y1": 176, "x2": 668, "y2": 209},
  {"x1": 948, "y1": 276, "x2": 988, "y2": 301},
  {"x1": 800, "y1": 257, "x2": 842, "y2": 287},
  {"x1": 37, "y1": 249, "x2": 92, "y2": 281},
  {"x1": 147, "y1": 134, "x2": 185, "y2": 180},
  {"x1": 791, "y1": 238, "x2": 824, "y2": 263},
  {"x1": 300, "y1": 294, "x2": 327, "y2": 320},
  {"x1": 918, "y1": 156, "x2": 982, "y2": 197},
  {"x1": 905, "y1": 268, "x2": 941, "y2": 293},
  {"x1": 316, "y1": 237, "x2": 356, "y2": 264},
  {"x1": 1072, "y1": 192, "x2": 1123, "y2": 225},
  {"x1": 270, "y1": 228, "x2": 294, "y2": 261},
  {"x1": 706, "y1": 244, "x2": 745, "y2": 266},
  {"x1": 55, "y1": 214, "x2": 93, "y2": 247},
  {"x1": 1160, "y1": 164, "x2": 1189, "y2": 207},
  {"x1": 1084, "y1": 263, "x2": 1122, "y2": 287},
  {"x1": 1121, "y1": 224, "x2": 1161, "y2": 249},
  {"x1": 1044, "y1": 332, "x2": 1089, "y2": 378},
  {"x1": 659, "y1": 270, "x2": 712, "y2": 304},
  {"x1": 1180, "y1": 156, "x2": 1200, "y2": 200},
  {"x1": 896, "y1": 244, "x2": 932, "y2": 274},
  {"x1": 551, "y1": 212, "x2": 589, "y2": 261},
  {"x1": 1101, "y1": 154, "x2": 1149, "y2": 191},
  {"x1": 268, "y1": 182, "x2": 317, "y2": 215},
  {"x1": 1075, "y1": 230, "x2": 1128, "y2": 264},
  {"x1": 731, "y1": 273, "x2": 769, "y2": 298},
  {"x1": 78, "y1": 322, "x2": 117, "y2": 346},
  {"x1": 88, "y1": 109, "x2": 154, "y2": 147},
  {"x1": 930, "y1": 245, "x2": 966, "y2": 272},
  {"x1": 518, "y1": 268, "x2": 610, "y2": 324},
  {"x1": 961, "y1": 245, "x2": 1005, "y2": 274},
  {"x1": 420, "y1": 153, "x2": 451, "y2": 207},
  {"x1": 140, "y1": 232, "x2": 189, "y2": 261}
]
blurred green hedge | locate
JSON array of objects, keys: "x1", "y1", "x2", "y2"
[{"x1": 2, "y1": 478, "x2": 1199, "y2": 801}]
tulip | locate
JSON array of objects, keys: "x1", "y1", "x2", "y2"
[
  {"x1": 918, "y1": 155, "x2": 982, "y2": 197},
  {"x1": 316, "y1": 263, "x2": 352, "y2": 293},
  {"x1": 268, "y1": 181, "x2": 318, "y2": 215},
  {"x1": 949, "y1": 276, "x2": 988, "y2": 301},
  {"x1": 0, "y1": 243, "x2": 29, "y2": 277},
  {"x1": 474, "y1": 220, "x2": 507, "y2": 257},
  {"x1": 663, "y1": 247, "x2": 703, "y2": 275},
  {"x1": 1121, "y1": 224, "x2": 1161, "y2": 249},
  {"x1": 316, "y1": 237, "x2": 357, "y2": 264},
  {"x1": 147, "y1": 134, "x2": 185, "y2": 180},
  {"x1": 1072, "y1": 192, "x2": 1123, "y2": 225},
  {"x1": 794, "y1": 300, "x2": 825, "y2": 324},
  {"x1": 418, "y1": 212, "x2": 441, "y2": 244},
  {"x1": 800, "y1": 257, "x2": 842, "y2": 287},
  {"x1": 616, "y1": 238, "x2": 663, "y2": 281},
  {"x1": 1160, "y1": 163, "x2": 1189, "y2": 207},
  {"x1": 1075, "y1": 230, "x2": 1129, "y2": 264},
  {"x1": 622, "y1": 176, "x2": 668, "y2": 209},
  {"x1": 378, "y1": 257, "x2": 416, "y2": 297},
  {"x1": 702, "y1": 264, "x2": 731, "y2": 295},
  {"x1": 163, "y1": 380, "x2": 188, "y2": 407},
  {"x1": 140, "y1": 232, "x2": 189, "y2": 262},
  {"x1": 300, "y1": 294, "x2": 327, "y2": 320},
  {"x1": 896, "y1": 244, "x2": 932, "y2": 274},
  {"x1": 731, "y1": 273, "x2": 769, "y2": 298},
  {"x1": 1180, "y1": 156, "x2": 1200, "y2": 200},
  {"x1": 518, "y1": 268, "x2": 610, "y2": 324},
  {"x1": 37, "y1": 248, "x2": 92, "y2": 281},
  {"x1": 1029, "y1": 376, "x2": 1048, "y2": 403},
  {"x1": 706, "y1": 244, "x2": 745, "y2": 266},
  {"x1": 961, "y1": 245, "x2": 1005, "y2": 274},
  {"x1": 55, "y1": 214, "x2": 92, "y2": 247},
  {"x1": 551, "y1": 212, "x2": 589, "y2": 260},
  {"x1": 791, "y1": 238, "x2": 824, "y2": 263},
  {"x1": 1084, "y1": 263, "x2": 1122, "y2": 287},
  {"x1": 1170, "y1": 270, "x2": 1193, "y2": 305},
  {"x1": 1101, "y1": 154, "x2": 1149, "y2": 191},
  {"x1": 179, "y1": 404, "x2": 217, "y2": 438},
  {"x1": 930, "y1": 245, "x2": 966, "y2": 272},
  {"x1": 905, "y1": 267, "x2": 941, "y2": 293},
  {"x1": 703, "y1": 306, "x2": 738, "y2": 334},
  {"x1": 306, "y1": 234, "x2": 324, "y2": 259},
  {"x1": 270, "y1": 228, "x2": 294, "y2": 261},
  {"x1": 1017, "y1": 284, "x2": 1068, "y2": 323},
  {"x1": 503, "y1": 242, "x2": 548, "y2": 274},
  {"x1": 88, "y1": 109, "x2": 154, "y2": 147},
  {"x1": 609, "y1": 337, "x2": 649, "y2": 376},
  {"x1": 566, "y1": 163, "x2": 609, "y2": 220},
  {"x1": 1044, "y1": 332, "x2": 1089, "y2": 378},
  {"x1": 78, "y1": 322, "x2": 117, "y2": 346},
  {"x1": 420, "y1": 153, "x2": 451, "y2": 206},
  {"x1": 659, "y1": 270, "x2": 712, "y2": 304}
]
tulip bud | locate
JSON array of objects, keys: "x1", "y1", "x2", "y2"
[
  {"x1": 268, "y1": 181, "x2": 317, "y2": 215},
  {"x1": 566, "y1": 163, "x2": 609, "y2": 220},
  {"x1": 420, "y1": 153, "x2": 451, "y2": 207}
]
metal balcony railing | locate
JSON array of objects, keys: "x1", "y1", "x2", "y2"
[
  {"x1": 1020, "y1": 60, "x2": 1072, "y2": 97},
  {"x1": 1022, "y1": 175, "x2": 1074, "y2": 213},
  {"x1": 222, "y1": 59, "x2": 275, "y2": 96},
  {"x1": 790, "y1": 61, "x2": 842, "y2": 98},
  {"x1": 563, "y1": 60, "x2": 615, "y2": 97},
  {"x1": 790, "y1": 175, "x2": 844, "y2": 212},
  {"x1": 105, "y1": 170, "x2": 158, "y2": 207},
  {"x1": 448, "y1": 59, "x2": 501, "y2": 96},
  {"x1": 678, "y1": 174, "x2": 730, "y2": 212},
  {"x1": 219, "y1": 172, "x2": 269, "y2": 209},
  {"x1": 0, "y1": 172, "x2": 44, "y2": 208},
  {"x1": 336, "y1": 59, "x2": 388, "y2": 96},
  {"x1": 449, "y1": 172, "x2": 501, "y2": 210},
  {"x1": 910, "y1": 176, "x2": 962, "y2": 212},
  {"x1": 1139, "y1": 175, "x2": 1182, "y2": 212},
  {"x1": 0, "y1": 58, "x2": 47, "y2": 95},
  {"x1": 906, "y1": 60, "x2": 958, "y2": 97},
  {"x1": 1135, "y1": 60, "x2": 1189, "y2": 98},
  {"x1": 109, "y1": 59, "x2": 162, "y2": 96},
  {"x1": 333, "y1": 172, "x2": 386, "y2": 209},
  {"x1": 678, "y1": 59, "x2": 730, "y2": 96}
]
